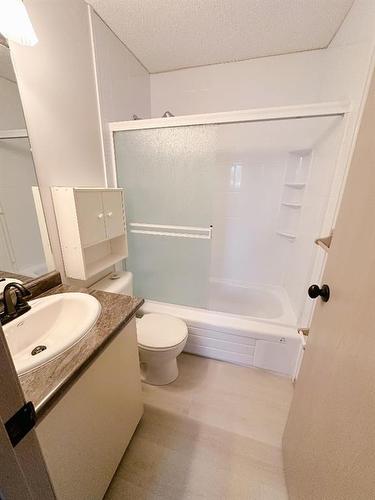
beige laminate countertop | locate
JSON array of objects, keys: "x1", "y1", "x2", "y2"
[{"x1": 18, "y1": 284, "x2": 143, "y2": 419}]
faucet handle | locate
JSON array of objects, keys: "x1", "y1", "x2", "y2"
[
  {"x1": 18, "y1": 284, "x2": 32, "y2": 297},
  {"x1": 14, "y1": 287, "x2": 31, "y2": 305}
]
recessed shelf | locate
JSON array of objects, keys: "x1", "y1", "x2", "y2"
[
  {"x1": 281, "y1": 202, "x2": 302, "y2": 208},
  {"x1": 276, "y1": 231, "x2": 297, "y2": 240},
  {"x1": 284, "y1": 183, "x2": 306, "y2": 188}
]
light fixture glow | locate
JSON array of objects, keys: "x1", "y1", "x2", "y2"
[{"x1": 0, "y1": 0, "x2": 38, "y2": 46}]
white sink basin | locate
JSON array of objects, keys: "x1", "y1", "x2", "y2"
[{"x1": 4, "y1": 292, "x2": 101, "y2": 375}]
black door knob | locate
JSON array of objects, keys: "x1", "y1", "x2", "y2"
[{"x1": 308, "y1": 284, "x2": 330, "y2": 302}]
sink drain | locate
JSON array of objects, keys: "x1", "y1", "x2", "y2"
[{"x1": 31, "y1": 345, "x2": 47, "y2": 356}]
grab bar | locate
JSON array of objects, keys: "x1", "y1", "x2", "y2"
[{"x1": 130, "y1": 223, "x2": 212, "y2": 240}]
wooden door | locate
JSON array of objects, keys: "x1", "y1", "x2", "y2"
[
  {"x1": 102, "y1": 190, "x2": 125, "y2": 240},
  {"x1": 283, "y1": 70, "x2": 375, "y2": 498},
  {"x1": 75, "y1": 190, "x2": 106, "y2": 247}
]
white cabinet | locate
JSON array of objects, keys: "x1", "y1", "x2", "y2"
[
  {"x1": 52, "y1": 187, "x2": 128, "y2": 280},
  {"x1": 75, "y1": 191, "x2": 107, "y2": 247},
  {"x1": 102, "y1": 190, "x2": 125, "y2": 240},
  {"x1": 36, "y1": 319, "x2": 143, "y2": 500}
]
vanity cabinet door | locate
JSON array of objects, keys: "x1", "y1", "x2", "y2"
[
  {"x1": 36, "y1": 319, "x2": 143, "y2": 500},
  {"x1": 75, "y1": 191, "x2": 106, "y2": 247},
  {"x1": 102, "y1": 190, "x2": 125, "y2": 240}
]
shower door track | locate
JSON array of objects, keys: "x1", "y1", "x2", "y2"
[
  {"x1": 108, "y1": 100, "x2": 351, "y2": 196},
  {"x1": 109, "y1": 101, "x2": 350, "y2": 133}
]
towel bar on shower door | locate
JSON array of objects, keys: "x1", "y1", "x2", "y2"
[{"x1": 129, "y1": 223, "x2": 213, "y2": 240}]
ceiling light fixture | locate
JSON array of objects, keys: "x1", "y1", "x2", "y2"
[{"x1": 0, "y1": 0, "x2": 38, "y2": 46}]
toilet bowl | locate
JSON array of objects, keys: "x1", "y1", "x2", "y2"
[
  {"x1": 93, "y1": 272, "x2": 188, "y2": 385},
  {"x1": 137, "y1": 313, "x2": 188, "y2": 385}
]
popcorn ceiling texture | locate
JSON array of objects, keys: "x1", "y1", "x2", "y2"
[{"x1": 87, "y1": 0, "x2": 354, "y2": 73}]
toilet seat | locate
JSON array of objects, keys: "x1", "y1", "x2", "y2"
[{"x1": 136, "y1": 313, "x2": 188, "y2": 350}]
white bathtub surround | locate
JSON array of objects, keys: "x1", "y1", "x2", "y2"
[{"x1": 111, "y1": 104, "x2": 346, "y2": 377}]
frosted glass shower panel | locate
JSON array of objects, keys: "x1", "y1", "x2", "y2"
[
  {"x1": 114, "y1": 126, "x2": 215, "y2": 307},
  {"x1": 114, "y1": 114, "x2": 344, "y2": 318}
]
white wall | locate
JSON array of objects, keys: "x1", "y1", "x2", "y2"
[
  {"x1": 151, "y1": 50, "x2": 326, "y2": 117},
  {"x1": 0, "y1": 138, "x2": 46, "y2": 276},
  {"x1": 8, "y1": 0, "x2": 375, "y2": 305},
  {"x1": 149, "y1": 0, "x2": 375, "y2": 324},
  {"x1": 283, "y1": 0, "x2": 375, "y2": 324},
  {"x1": 150, "y1": 41, "x2": 373, "y2": 120},
  {"x1": 283, "y1": 120, "x2": 345, "y2": 322},
  {"x1": 11, "y1": 1, "x2": 105, "y2": 186},
  {"x1": 150, "y1": 0, "x2": 375, "y2": 120},
  {"x1": 10, "y1": 0, "x2": 151, "y2": 279},
  {"x1": 0, "y1": 77, "x2": 25, "y2": 130},
  {"x1": 0, "y1": 69, "x2": 46, "y2": 276},
  {"x1": 10, "y1": 0, "x2": 106, "y2": 276},
  {"x1": 89, "y1": 8, "x2": 150, "y2": 187}
]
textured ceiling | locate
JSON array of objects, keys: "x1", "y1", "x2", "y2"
[{"x1": 87, "y1": 0, "x2": 354, "y2": 73}]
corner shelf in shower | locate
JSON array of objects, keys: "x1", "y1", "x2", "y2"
[{"x1": 276, "y1": 150, "x2": 312, "y2": 241}]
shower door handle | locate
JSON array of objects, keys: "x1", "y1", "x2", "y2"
[{"x1": 308, "y1": 284, "x2": 330, "y2": 302}]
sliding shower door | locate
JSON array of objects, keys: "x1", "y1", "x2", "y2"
[
  {"x1": 115, "y1": 126, "x2": 215, "y2": 307},
  {"x1": 114, "y1": 115, "x2": 344, "y2": 319}
]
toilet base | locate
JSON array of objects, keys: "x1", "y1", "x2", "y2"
[{"x1": 140, "y1": 357, "x2": 179, "y2": 386}]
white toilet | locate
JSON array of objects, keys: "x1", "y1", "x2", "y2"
[{"x1": 94, "y1": 271, "x2": 188, "y2": 385}]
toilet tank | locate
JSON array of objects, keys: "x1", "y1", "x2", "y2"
[{"x1": 93, "y1": 271, "x2": 133, "y2": 296}]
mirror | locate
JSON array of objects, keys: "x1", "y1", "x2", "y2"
[{"x1": 0, "y1": 42, "x2": 54, "y2": 285}]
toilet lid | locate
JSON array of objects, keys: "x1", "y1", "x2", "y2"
[{"x1": 137, "y1": 313, "x2": 188, "y2": 349}]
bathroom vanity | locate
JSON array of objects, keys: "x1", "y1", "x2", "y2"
[{"x1": 18, "y1": 278, "x2": 144, "y2": 500}]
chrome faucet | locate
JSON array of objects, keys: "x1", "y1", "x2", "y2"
[{"x1": 0, "y1": 282, "x2": 32, "y2": 325}]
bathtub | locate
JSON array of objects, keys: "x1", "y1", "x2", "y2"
[{"x1": 139, "y1": 283, "x2": 304, "y2": 378}]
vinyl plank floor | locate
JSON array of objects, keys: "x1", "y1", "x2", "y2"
[{"x1": 105, "y1": 353, "x2": 293, "y2": 499}]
